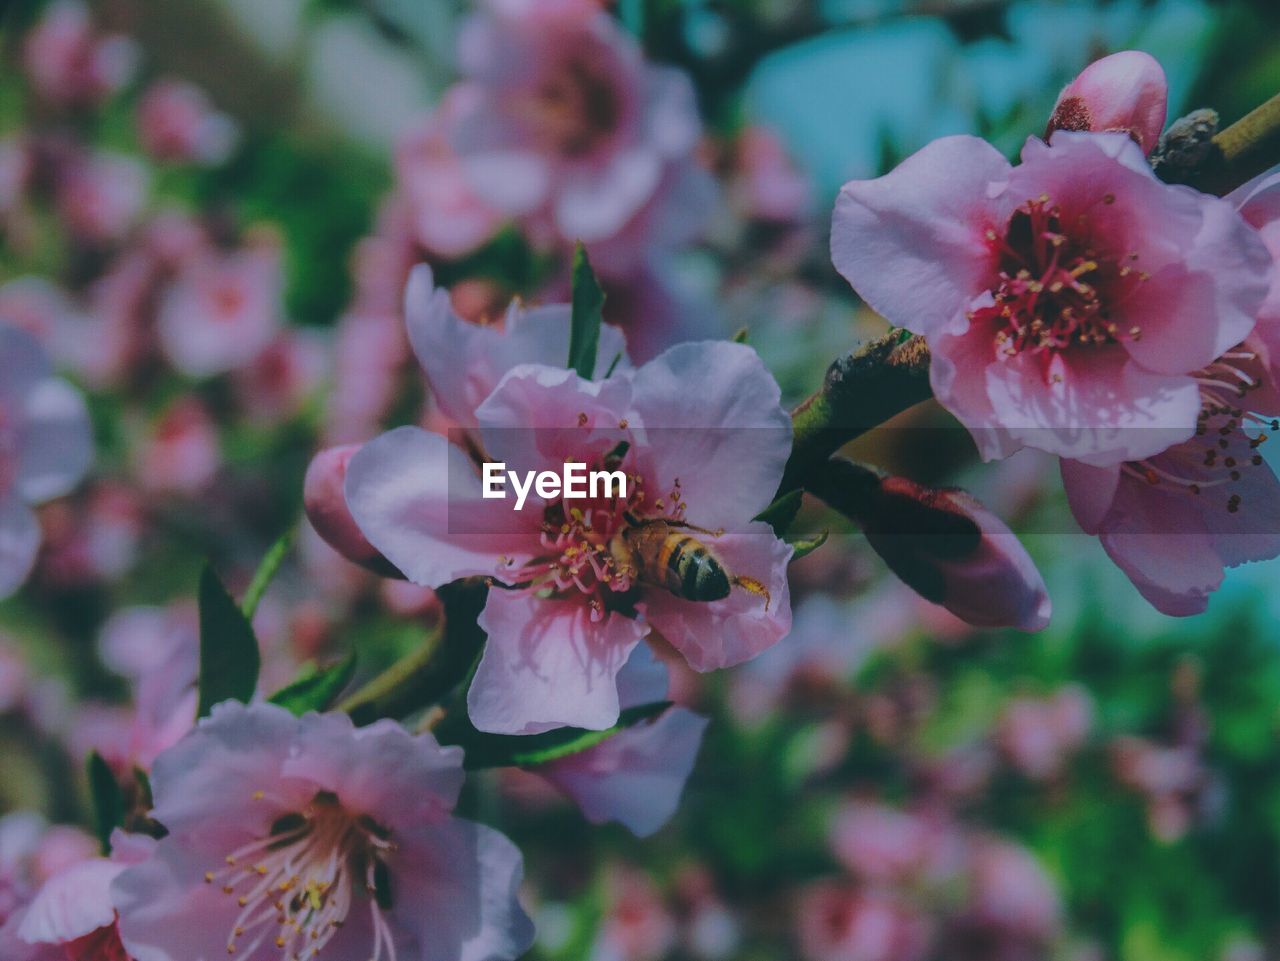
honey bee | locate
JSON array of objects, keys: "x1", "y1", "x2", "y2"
[{"x1": 609, "y1": 513, "x2": 771, "y2": 607}]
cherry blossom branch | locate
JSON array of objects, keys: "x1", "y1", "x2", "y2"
[
  {"x1": 337, "y1": 579, "x2": 488, "y2": 724},
  {"x1": 778, "y1": 331, "x2": 932, "y2": 495}
]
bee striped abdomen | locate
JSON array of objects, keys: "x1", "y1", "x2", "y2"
[{"x1": 658, "y1": 533, "x2": 731, "y2": 602}]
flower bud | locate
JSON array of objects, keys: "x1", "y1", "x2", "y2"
[
  {"x1": 303, "y1": 445, "x2": 402, "y2": 577},
  {"x1": 1046, "y1": 50, "x2": 1168, "y2": 154},
  {"x1": 861, "y1": 476, "x2": 1051, "y2": 632}
]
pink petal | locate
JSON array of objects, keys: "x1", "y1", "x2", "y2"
[
  {"x1": 344, "y1": 426, "x2": 542, "y2": 588},
  {"x1": 831, "y1": 135, "x2": 1010, "y2": 337},
  {"x1": 467, "y1": 590, "x2": 646, "y2": 734},
  {"x1": 628, "y1": 341, "x2": 792, "y2": 530}
]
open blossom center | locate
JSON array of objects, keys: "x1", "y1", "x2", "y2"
[
  {"x1": 526, "y1": 56, "x2": 621, "y2": 158},
  {"x1": 204, "y1": 790, "x2": 399, "y2": 960},
  {"x1": 973, "y1": 196, "x2": 1148, "y2": 367},
  {"x1": 1124, "y1": 348, "x2": 1277, "y2": 513},
  {"x1": 497, "y1": 442, "x2": 690, "y2": 621}
]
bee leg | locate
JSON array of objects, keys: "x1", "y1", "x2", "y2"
[{"x1": 732, "y1": 575, "x2": 771, "y2": 611}]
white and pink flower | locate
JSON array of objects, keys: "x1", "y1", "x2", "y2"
[
  {"x1": 832, "y1": 131, "x2": 1272, "y2": 467},
  {"x1": 0, "y1": 324, "x2": 93, "y2": 599},
  {"x1": 446, "y1": 0, "x2": 704, "y2": 251},
  {"x1": 111, "y1": 701, "x2": 534, "y2": 961},
  {"x1": 1060, "y1": 164, "x2": 1280, "y2": 614},
  {"x1": 345, "y1": 329, "x2": 793, "y2": 734},
  {"x1": 136, "y1": 79, "x2": 239, "y2": 166},
  {"x1": 155, "y1": 240, "x2": 283, "y2": 378}
]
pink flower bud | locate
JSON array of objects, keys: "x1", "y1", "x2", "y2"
[
  {"x1": 861, "y1": 477, "x2": 1051, "y2": 632},
  {"x1": 1046, "y1": 51, "x2": 1168, "y2": 154},
  {"x1": 303, "y1": 446, "x2": 401, "y2": 577}
]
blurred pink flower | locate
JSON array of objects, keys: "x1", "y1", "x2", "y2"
[
  {"x1": 536, "y1": 645, "x2": 708, "y2": 836},
  {"x1": 795, "y1": 882, "x2": 932, "y2": 961},
  {"x1": 345, "y1": 341, "x2": 793, "y2": 734},
  {"x1": 832, "y1": 131, "x2": 1272, "y2": 466},
  {"x1": 964, "y1": 839, "x2": 1062, "y2": 943},
  {"x1": 0, "y1": 276, "x2": 81, "y2": 344},
  {"x1": 83, "y1": 603, "x2": 200, "y2": 771},
  {"x1": 447, "y1": 0, "x2": 704, "y2": 250},
  {"x1": 134, "y1": 397, "x2": 219, "y2": 495},
  {"x1": 1060, "y1": 165, "x2": 1280, "y2": 615},
  {"x1": 404, "y1": 264, "x2": 628, "y2": 429},
  {"x1": 1046, "y1": 51, "x2": 1168, "y2": 155},
  {"x1": 136, "y1": 78, "x2": 239, "y2": 166},
  {"x1": 324, "y1": 310, "x2": 411, "y2": 445},
  {"x1": 394, "y1": 90, "x2": 506, "y2": 259},
  {"x1": 232, "y1": 329, "x2": 328, "y2": 425},
  {"x1": 22, "y1": 1, "x2": 137, "y2": 108},
  {"x1": 155, "y1": 240, "x2": 283, "y2": 377},
  {"x1": 56, "y1": 151, "x2": 150, "y2": 244},
  {"x1": 996, "y1": 685, "x2": 1093, "y2": 780},
  {"x1": 0, "y1": 324, "x2": 93, "y2": 599},
  {"x1": 829, "y1": 801, "x2": 964, "y2": 888},
  {"x1": 592, "y1": 866, "x2": 678, "y2": 961},
  {"x1": 111, "y1": 702, "x2": 534, "y2": 961},
  {"x1": 732, "y1": 126, "x2": 811, "y2": 223}
]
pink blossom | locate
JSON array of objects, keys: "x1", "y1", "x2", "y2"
[
  {"x1": 0, "y1": 324, "x2": 93, "y2": 598},
  {"x1": 56, "y1": 151, "x2": 150, "y2": 244},
  {"x1": 345, "y1": 340, "x2": 793, "y2": 734},
  {"x1": 995, "y1": 685, "x2": 1093, "y2": 780},
  {"x1": 795, "y1": 882, "x2": 932, "y2": 961},
  {"x1": 88, "y1": 603, "x2": 199, "y2": 771},
  {"x1": 535, "y1": 645, "x2": 708, "y2": 836},
  {"x1": 394, "y1": 91, "x2": 506, "y2": 259},
  {"x1": 136, "y1": 79, "x2": 239, "y2": 166},
  {"x1": 0, "y1": 276, "x2": 81, "y2": 344},
  {"x1": 1046, "y1": 51, "x2": 1168, "y2": 155},
  {"x1": 155, "y1": 240, "x2": 283, "y2": 377},
  {"x1": 323, "y1": 310, "x2": 411, "y2": 445},
  {"x1": 963, "y1": 839, "x2": 1062, "y2": 943},
  {"x1": 591, "y1": 866, "x2": 678, "y2": 961},
  {"x1": 832, "y1": 132, "x2": 1272, "y2": 466},
  {"x1": 732, "y1": 126, "x2": 811, "y2": 223},
  {"x1": 0, "y1": 814, "x2": 101, "y2": 961},
  {"x1": 1060, "y1": 165, "x2": 1280, "y2": 615},
  {"x1": 404, "y1": 263, "x2": 628, "y2": 429},
  {"x1": 22, "y1": 1, "x2": 138, "y2": 108},
  {"x1": 829, "y1": 801, "x2": 963, "y2": 888},
  {"x1": 447, "y1": 0, "x2": 704, "y2": 249},
  {"x1": 73, "y1": 250, "x2": 158, "y2": 389},
  {"x1": 232, "y1": 330, "x2": 328, "y2": 425},
  {"x1": 111, "y1": 702, "x2": 534, "y2": 961},
  {"x1": 134, "y1": 397, "x2": 219, "y2": 495}
]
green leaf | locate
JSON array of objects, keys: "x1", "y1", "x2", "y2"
[
  {"x1": 197, "y1": 564, "x2": 261, "y2": 718},
  {"x1": 269, "y1": 653, "x2": 358, "y2": 716},
  {"x1": 441, "y1": 700, "x2": 671, "y2": 769},
  {"x1": 241, "y1": 527, "x2": 296, "y2": 620},
  {"x1": 568, "y1": 242, "x2": 605, "y2": 379},
  {"x1": 754, "y1": 489, "x2": 804, "y2": 537},
  {"x1": 87, "y1": 752, "x2": 123, "y2": 855},
  {"x1": 732, "y1": 326, "x2": 749, "y2": 344},
  {"x1": 788, "y1": 529, "x2": 829, "y2": 560}
]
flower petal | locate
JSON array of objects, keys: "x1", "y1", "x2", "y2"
[
  {"x1": 831, "y1": 135, "x2": 1010, "y2": 337},
  {"x1": 467, "y1": 590, "x2": 646, "y2": 734}
]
